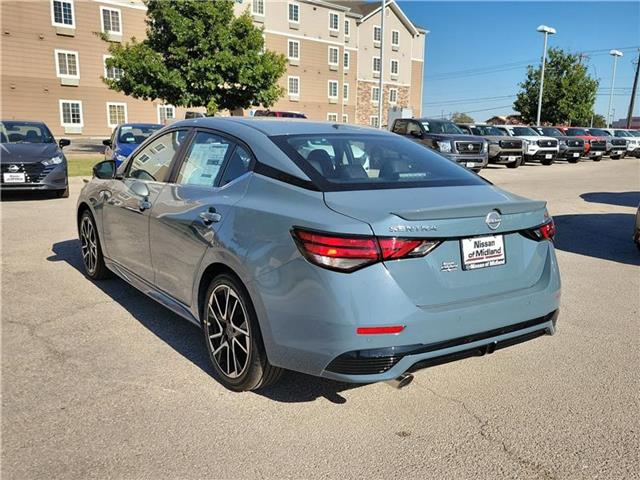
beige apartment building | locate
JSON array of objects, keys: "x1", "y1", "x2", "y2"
[{"x1": 0, "y1": 0, "x2": 426, "y2": 138}]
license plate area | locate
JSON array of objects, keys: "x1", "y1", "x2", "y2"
[
  {"x1": 460, "y1": 235, "x2": 506, "y2": 271},
  {"x1": 3, "y1": 172, "x2": 26, "y2": 183}
]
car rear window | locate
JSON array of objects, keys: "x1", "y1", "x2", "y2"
[{"x1": 271, "y1": 133, "x2": 486, "y2": 191}]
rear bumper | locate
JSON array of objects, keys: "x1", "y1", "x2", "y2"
[{"x1": 326, "y1": 310, "x2": 558, "y2": 378}]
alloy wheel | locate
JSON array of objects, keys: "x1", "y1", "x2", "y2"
[
  {"x1": 80, "y1": 216, "x2": 98, "y2": 275},
  {"x1": 206, "y1": 284, "x2": 251, "y2": 379}
]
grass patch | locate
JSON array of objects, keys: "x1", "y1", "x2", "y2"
[{"x1": 67, "y1": 155, "x2": 102, "y2": 177}]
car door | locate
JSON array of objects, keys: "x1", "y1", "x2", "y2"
[
  {"x1": 149, "y1": 130, "x2": 253, "y2": 306},
  {"x1": 101, "y1": 129, "x2": 190, "y2": 282}
]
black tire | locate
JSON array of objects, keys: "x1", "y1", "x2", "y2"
[
  {"x1": 56, "y1": 186, "x2": 69, "y2": 198},
  {"x1": 541, "y1": 158, "x2": 554, "y2": 166},
  {"x1": 202, "y1": 274, "x2": 283, "y2": 391},
  {"x1": 593, "y1": 156, "x2": 602, "y2": 162},
  {"x1": 568, "y1": 157, "x2": 579, "y2": 164},
  {"x1": 79, "y1": 210, "x2": 111, "y2": 280},
  {"x1": 506, "y1": 159, "x2": 519, "y2": 169}
]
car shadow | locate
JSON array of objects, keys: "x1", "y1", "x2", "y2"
[
  {"x1": 580, "y1": 191, "x2": 640, "y2": 209},
  {"x1": 47, "y1": 239, "x2": 361, "y2": 403},
  {"x1": 553, "y1": 213, "x2": 640, "y2": 266},
  {"x1": 0, "y1": 190, "x2": 60, "y2": 202}
]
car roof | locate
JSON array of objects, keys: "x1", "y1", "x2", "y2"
[
  {"x1": 169, "y1": 117, "x2": 388, "y2": 137},
  {"x1": 119, "y1": 123, "x2": 163, "y2": 128},
  {"x1": 1, "y1": 120, "x2": 48, "y2": 126}
]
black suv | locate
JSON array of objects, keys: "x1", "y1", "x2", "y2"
[{"x1": 390, "y1": 118, "x2": 488, "y2": 172}]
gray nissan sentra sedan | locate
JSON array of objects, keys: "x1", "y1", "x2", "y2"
[{"x1": 77, "y1": 118, "x2": 561, "y2": 391}]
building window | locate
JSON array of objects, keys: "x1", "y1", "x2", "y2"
[
  {"x1": 390, "y1": 59, "x2": 399, "y2": 76},
  {"x1": 344, "y1": 20, "x2": 350, "y2": 37},
  {"x1": 59, "y1": 100, "x2": 83, "y2": 127},
  {"x1": 371, "y1": 86, "x2": 380, "y2": 104},
  {"x1": 391, "y1": 30, "x2": 400, "y2": 47},
  {"x1": 342, "y1": 114, "x2": 348, "y2": 123},
  {"x1": 343, "y1": 51, "x2": 350, "y2": 70},
  {"x1": 373, "y1": 57, "x2": 381, "y2": 74},
  {"x1": 288, "y1": 3, "x2": 299, "y2": 23},
  {"x1": 328, "y1": 46, "x2": 339, "y2": 66},
  {"x1": 252, "y1": 0, "x2": 265, "y2": 15},
  {"x1": 327, "y1": 113, "x2": 338, "y2": 122},
  {"x1": 287, "y1": 40, "x2": 300, "y2": 60},
  {"x1": 389, "y1": 88, "x2": 398, "y2": 104},
  {"x1": 54, "y1": 49, "x2": 79, "y2": 78},
  {"x1": 373, "y1": 26, "x2": 382, "y2": 43},
  {"x1": 101, "y1": 7, "x2": 121, "y2": 34},
  {"x1": 157, "y1": 105, "x2": 176, "y2": 124},
  {"x1": 329, "y1": 12, "x2": 339, "y2": 32},
  {"x1": 288, "y1": 76, "x2": 300, "y2": 97},
  {"x1": 370, "y1": 116, "x2": 380, "y2": 128},
  {"x1": 51, "y1": 0, "x2": 74, "y2": 27},
  {"x1": 107, "y1": 102, "x2": 127, "y2": 128},
  {"x1": 328, "y1": 80, "x2": 338, "y2": 99},
  {"x1": 103, "y1": 55, "x2": 123, "y2": 80},
  {"x1": 343, "y1": 83, "x2": 349, "y2": 101}
]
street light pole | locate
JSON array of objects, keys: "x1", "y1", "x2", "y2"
[
  {"x1": 607, "y1": 49, "x2": 623, "y2": 127},
  {"x1": 377, "y1": 0, "x2": 386, "y2": 129},
  {"x1": 536, "y1": 25, "x2": 556, "y2": 126}
]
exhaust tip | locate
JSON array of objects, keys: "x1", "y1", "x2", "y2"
[{"x1": 386, "y1": 373, "x2": 414, "y2": 389}]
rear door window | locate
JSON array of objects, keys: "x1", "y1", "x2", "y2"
[{"x1": 176, "y1": 132, "x2": 233, "y2": 187}]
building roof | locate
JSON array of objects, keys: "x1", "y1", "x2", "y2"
[{"x1": 329, "y1": 0, "x2": 427, "y2": 34}]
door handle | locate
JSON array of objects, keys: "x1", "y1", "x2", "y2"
[
  {"x1": 199, "y1": 208, "x2": 222, "y2": 225},
  {"x1": 139, "y1": 199, "x2": 152, "y2": 211}
]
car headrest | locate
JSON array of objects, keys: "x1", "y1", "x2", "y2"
[{"x1": 306, "y1": 149, "x2": 334, "y2": 177}]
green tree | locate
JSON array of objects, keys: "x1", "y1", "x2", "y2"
[
  {"x1": 102, "y1": 0, "x2": 287, "y2": 114},
  {"x1": 514, "y1": 48, "x2": 599, "y2": 125},
  {"x1": 590, "y1": 113, "x2": 607, "y2": 128},
  {"x1": 450, "y1": 112, "x2": 474, "y2": 124}
]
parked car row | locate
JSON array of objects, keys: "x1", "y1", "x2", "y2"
[{"x1": 389, "y1": 117, "x2": 640, "y2": 171}]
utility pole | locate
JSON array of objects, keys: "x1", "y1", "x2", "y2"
[
  {"x1": 607, "y1": 50, "x2": 623, "y2": 127},
  {"x1": 536, "y1": 25, "x2": 556, "y2": 126},
  {"x1": 626, "y1": 50, "x2": 640, "y2": 128},
  {"x1": 377, "y1": 0, "x2": 386, "y2": 129}
]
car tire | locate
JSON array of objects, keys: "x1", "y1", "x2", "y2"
[
  {"x1": 506, "y1": 159, "x2": 519, "y2": 169},
  {"x1": 203, "y1": 274, "x2": 283, "y2": 392},
  {"x1": 541, "y1": 159, "x2": 554, "y2": 166},
  {"x1": 568, "y1": 157, "x2": 579, "y2": 164},
  {"x1": 79, "y1": 210, "x2": 111, "y2": 280},
  {"x1": 56, "y1": 186, "x2": 69, "y2": 198},
  {"x1": 593, "y1": 156, "x2": 602, "y2": 162}
]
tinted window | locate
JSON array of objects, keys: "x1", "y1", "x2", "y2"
[
  {"x1": 406, "y1": 121, "x2": 422, "y2": 136},
  {"x1": 392, "y1": 120, "x2": 408, "y2": 134},
  {"x1": 220, "y1": 145, "x2": 252, "y2": 185},
  {"x1": 471, "y1": 125, "x2": 505, "y2": 136},
  {"x1": 118, "y1": 125, "x2": 161, "y2": 144},
  {"x1": 420, "y1": 120, "x2": 464, "y2": 134},
  {"x1": 127, "y1": 130, "x2": 187, "y2": 182},
  {"x1": 512, "y1": 127, "x2": 539, "y2": 136},
  {"x1": 0, "y1": 121, "x2": 55, "y2": 144},
  {"x1": 540, "y1": 127, "x2": 564, "y2": 136},
  {"x1": 273, "y1": 133, "x2": 486, "y2": 191},
  {"x1": 589, "y1": 129, "x2": 609, "y2": 136},
  {"x1": 176, "y1": 132, "x2": 232, "y2": 187},
  {"x1": 566, "y1": 128, "x2": 588, "y2": 136}
]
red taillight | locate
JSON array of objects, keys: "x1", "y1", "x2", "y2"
[
  {"x1": 356, "y1": 325, "x2": 405, "y2": 335},
  {"x1": 292, "y1": 228, "x2": 441, "y2": 272},
  {"x1": 521, "y1": 218, "x2": 556, "y2": 242}
]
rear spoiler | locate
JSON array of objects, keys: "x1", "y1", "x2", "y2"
[{"x1": 392, "y1": 200, "x2": 547, "y2": 221}]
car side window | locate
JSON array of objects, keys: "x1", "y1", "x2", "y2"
[
  {"x1": 406, "y1": 121, "x2": 422, "y2": 136},
  {"x1": 176, "y1": 131, "x2": 233, "y2": 187},
  {"x1": 392, "y1": 120, "x2": 407, "y2": 134},
  {"x1": 127, "y1": 130, "x2": 187, "y2": 183},
  {"x1": 220, "y1": 145, "x2": 252, "y2": 185}
]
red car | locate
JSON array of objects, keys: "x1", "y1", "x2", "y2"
[{"x1": 557, "y1": 127, "x2": 606, "y2": 161}]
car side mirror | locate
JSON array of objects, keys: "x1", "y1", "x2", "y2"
[
  {"x1": 410, "y1": 130, "x2": 422, "y2": 138},
  {"x1": 102, "y1": 139, "x2": 112, "y2": 147},
  {"x1": 59, "y1": 138, "x2": 70, "y2": 148},
  {"x1": 130, "y1": 180, "x2": 150, "y2": 198},
  {"x1": 93, "y1": 160, "x2": 116, "y2": 180}
]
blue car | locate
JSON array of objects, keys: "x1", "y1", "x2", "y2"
[
  {"x1": 103, "y1": 123, "x2": 163, "y2": 167},
  {"x1": 79, "y1": 118, "x2": 561, "y2": 391}
]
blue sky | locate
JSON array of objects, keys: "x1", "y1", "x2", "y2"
[{"x1": 397, "y1": 1, "x2": 640, "y2": 122}]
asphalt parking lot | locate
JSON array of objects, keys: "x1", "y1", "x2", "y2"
[{"x1": 2, "y1": 157, "x2": 639, "y2": 479}]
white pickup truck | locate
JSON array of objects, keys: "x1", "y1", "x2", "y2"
[{"x1": 494, "y1": 125, "x2": 559, "y2": 166}]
